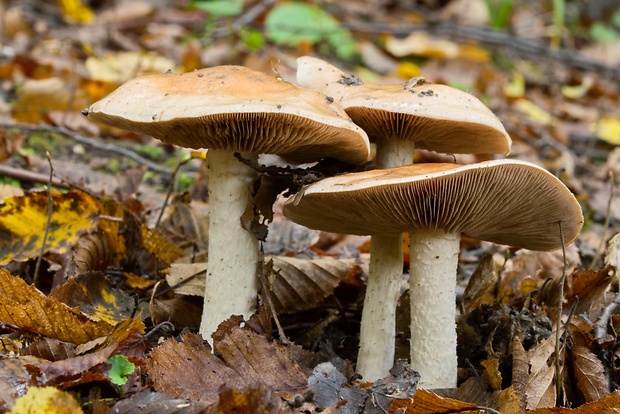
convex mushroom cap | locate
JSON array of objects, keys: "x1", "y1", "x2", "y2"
[
  {"x1": 86, "y1": 65, "x2": 370, "y2": 164},
  {"x1": 296, "y1": 56, "x2": 511, "y2": 155},
  {"x1": 284, "y1": 159, "x2": 583, "y2": 250}
]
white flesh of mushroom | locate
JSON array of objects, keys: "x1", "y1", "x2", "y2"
[{"x1": 200, "y1": 150, "x2": 259, "y2": 341}]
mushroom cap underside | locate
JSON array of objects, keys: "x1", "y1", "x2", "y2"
[
  {"x1": 87, "y1": 65, "x2": 370, "y2": 165},
  {"x1": 283, "y1": 160, "x2": 583, "y2": 251}
]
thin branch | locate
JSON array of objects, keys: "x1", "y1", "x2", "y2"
[
  {"x1": 0, "y1": 164, "x2": 70, "y2": 189},
  {"x1": 155, "y1": 155, "x2": 191, "y2": 228},
  {"x1": 1, "y1": 123, "x2": 172, "y2": 176},
  {"x1": 555, "y1": 221, "x2": 568, "y2": 404},
  {"x1": 589, "y1": 171, "x2": 615, "y2": 269},
  {"x1": 33, "y1": 152, "x2": 54, "y2": 284}
]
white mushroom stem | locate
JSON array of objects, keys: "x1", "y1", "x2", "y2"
[
  {"x1": 357, "y1": 235, "x2": 402, "y2": 380},
  {"x1": 200, "y1": 150, "x2": 260, "y2": 343},
  {"x1": 409, "y1": 230, "x2": 460, "y2": 389},
  {"x1": 356, "y1": 138, "x2": 415, "y2": 381}
]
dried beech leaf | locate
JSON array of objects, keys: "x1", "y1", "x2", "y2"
[
  {"x1": 390, "y1": 389, "x2": 480, "y2": 414},
  {"x1": 0, "y1": 269, "x2": 113, "y2": 344},
  {"x1": 528, "y1": 389, "x2": 620, "y2": 413},
  {"x1": 149, "y1": 333, "x2": 247, "y2": 404},
  {"x1": 497, "y1": 386, "x2": 524, "y2": 414},
  {"x1": 0, "y1": 355, "x2": 48, "y2": 411},
  {"x1": 110, "y1": 390, "x2": 209, "y2": 414},
  {"x1": 462, "y1": 253, "x2": 497, "y2": 313},
  {"x1": 511, "y1": 332, "x2": 528, "y2": 412},
  {"x1": 526, "y1": 333, "x2": 558, "y2": 410},
  {"x1": 52, "y1": 272, "x2": 138, "y2": 325},
  {"x1": 267, "y1": 256, "x2": 359, "y2": 313},
  {"x1": 0, "y1": 190, "x2": 101, "y2": 264},
  {"x1": 149, "y1": 294, "x2": 202, "y2": 330},
  {"x1": 481, "y1": 358, "x2": 502, "y2": 391},
  {"x1": 571, "y1": 345, "x2": 609, "y2": 403},
  {"x1": 68, "y1": 231, "x2": 112, "y2": 276},
  {"x1": 166, "y1": 256, "x2": 358, "y2": 313},
  {"x1": 205, "y1": 384, "x2": 292, "y2": 414},
  {"x1": 141, "y1": 225, "x2": 183, "y2": 268},
  {"x1": 605, "y1": 232, "x2": 620, "y2": 271},
  {"x1": 214, "y1": 326, "x2": 308, "y2": 394},
  {"x1": 23, "y1": 338, "x2": 76, "y2": 361}
]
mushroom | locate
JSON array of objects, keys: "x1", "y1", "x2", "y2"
[
  {"x1": 296, "y1": 56, "x2": 512, "y2": 381},
  {"x1": 283, "y1": 160, "x2": 583, "y2": 388},
  {"x1": 85, "y1": 65, "x2": 370, "y2": 341}
]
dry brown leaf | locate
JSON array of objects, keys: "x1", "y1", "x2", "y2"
[
  {"x1": 606, "y1": 232, "x2": 620, "y2": 271},
  {"x1": 462, "y1": 253, "x2": 497, "y2": 313},
  {"x1": 571, "y1": 345, "x2": 609, "y2": 403},
  {"x1": 526, "y1": 333, "x2": 558, "y2": 410},
  {"x1": 497, "y1": 386, "x2": 524, "y2": 414},
  {"x1": 481, "y1": 358, "x2": 502, "y2": 391},
  {"x1": 390, "y1": 388, "x2": 480, "y2": 414},
  {"x1": 0, "y1": 355, "x2": 48, "y2": 412},
  {"x1": 0, "y1": 270, "x2": 113, "y2": 344},
  {"x1": 511, "y1": 332, "x2": 528, "y2": 412},
  {"x1": 140, "y1": 225, "x2": 183, "y2": 268},
  {"x1": 528, "y1": 390, "x2": 620, "y2": 413},
  {"x1": 149, "y1": 293, "x2": 202, "y2": 330},
  {"x1": 66, "y1": 232, "x2": 113, "y2": 276},
  {"x1": 214, "y1": 326, "x2": 308, "y2": 394},
  {"x1": 266, "y1": 256, "x2": 359, "y2": 313},
  {"x1": 205, "y1": 384, "x2": 293, "y2": 414},
  {"x1": 110, "y1": 390, "x2": 209, "y2": 414},
  {"x1": 167, "y1": 256, "x2": 357, "y2": 313},
  {"x1": 148, "y1": 332, "x2": 247, "y2": 404}
]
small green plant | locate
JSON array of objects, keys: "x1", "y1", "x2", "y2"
[
  {"x1": 107, "y1": 355, "x2": 135, "y2": 397},
  {"x1": 484, "y1": 0, "x2": 514, "y2": 30},
  {"x1": 264, "y1": 2, "x2": 357, "y2": 59}
]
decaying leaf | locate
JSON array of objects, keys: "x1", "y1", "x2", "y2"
[
  {"x1": 528, "y1": 390, "x2": 620, "y2": 413},
  {"x1": 481, "y1": 358, "x2": 502, "y2": 391},
  {"x1": 167, "y1": 256, "x2": 359, "y2": 313},
  {"x1": 150, "y1": 327, "x2": 307, "y2": 406},
  {"x1": 9, "y1": 386, "x2": 83, "y2": 414},
  {"x1": 462, "y1": 252, "x2": 497, "y2": 313},
  {"x1": 0, "y1": 269, "x2": 113, "y2": 344},
  {"x1": 110, "y1": 390, "x2": 209, "y2": 414},
  {"x1": 390, "y1": 388, "x2": 481, "y2": 414},
  {"x1": 51, "y1": 272, "x2": 140, "y2": 325},
  {"x1": 526, "y1": 331, "x2": 559, "y2": 410},
  {"x1": 140, "y1": 225, "x2": 183, "y2": 268},
  {"x1": 205, "y1": 384, "x2": 293, "y2": 414},
  {"x1": 511, "y1": 332, "x2": 528, "y2": 412},
  {"x1": 0, "y1": 190, "x2": 102, "y2": 264},
  {"x1": 571, "y1": 345, "x2": 609, "y2": 403}
]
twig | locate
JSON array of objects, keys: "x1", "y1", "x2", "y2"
[
  {"x1": 155, "y1": 155, "x2": 191, "y2": 228},
  {"x1": 594, "y1": 292, "x2": 620, "y2": 339},
  {"x1": 555, "y1": 221, "x2": 568, "y2": 404},
  {"x1": 259, "y1": 249, "x2": 289, "y2": 344},
  {"x1": 0, "y1": 123, "x2": 172, "y2": 176},
  {"x1": 0, "y1": 164, "x2": 70, "y2": 189},
  {"x1": 33, "y1": 152, "x2": 54, "y2": 284},
  {"x1": 589, "y1": 171, "x2": 615, "y2": 269}
]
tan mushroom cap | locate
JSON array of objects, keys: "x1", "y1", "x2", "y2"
[
  {"x1": 284, "y1": 160, "x2": 583, "y2": 251},
  {"x1": 296, "y1": 56, "x2": 510, "y2": 155},
  {"x1": 86, "y1": 65, "x2": 370, "y2": 165}
]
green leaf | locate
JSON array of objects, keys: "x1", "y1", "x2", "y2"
[
  {"x1": 239, "y1": 28, "x2": 265, "y2": 52},
  {"x1": 191, "y1": 0, "x2": 243, "y2": 16},
  {"x1": 107, "y1": 355, "x2": 135, "y2": 386},
  {"x1": 265, "y1": 2, "x2": 356, "y2": 58},
  {"x1": 590, "y1": 22, "x2": 620, "y2": 42}
]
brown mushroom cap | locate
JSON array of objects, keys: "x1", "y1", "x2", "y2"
[
  {"x1": 86, "y1": 65, "x2": 370, "y2": 165},
  {"x1": 296, "y1": 56, "x2": 510, "y2": 155},
  {"x1": 283, "y1": 160, "x2": 583, "y2": 251}
]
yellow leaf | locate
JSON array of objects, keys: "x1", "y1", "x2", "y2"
[
  {"x1": 10, "y1": 386, "x2": 83, "y2": 414},
  {"x1": 457, "y1": 44, "x2": 489, "y2": 62},
  {"x1": 57, "y1": 0, "x2": 93, "y2": 24},
  {"x1": 85, "y1": 52, "x2": 177, "y2": 84},
  {"x1": 0, "y1": 190, "x2": 102, "y2": 264},
  {"x1": 561, "y1": 76, "x2": 594, "y2": 99},
  {"x1": 503, "y1": 71, "x2": 525, "y2": 98},
  {"x1": 593, "y1": 117, "x2": 620, "y2": 145},
  {"x1": 395, "y1": 61, "x2": 421, "y2": 80},
  {"x1": 0, "y1": 269, "x2": 114, "y2": 344},
  {"x1": 513, "y1": 99, "x2": 555, "y2": 126}
]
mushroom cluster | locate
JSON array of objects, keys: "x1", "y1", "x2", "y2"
[
  {"x1": 287, "y1": 57, "x2": 583, "y2": 389},
  {"x1": 85, "y1": 60, "x2": 583, "y2": 391}
]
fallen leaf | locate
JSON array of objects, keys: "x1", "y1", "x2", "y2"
[
  {"x1": 526, "y1": 332, "x2": 558, "y2": 409},
  {"x1": 141, "y1": 225, "x2": 183, "y2": 268},
  {"x1": 571, "y1": 345, "x2": 609, "y2": 403},
  {"x1": 592, "y1": 116, "x2": 620, "y2": 145},
  {"x1": 385, "y1": 32, "x2": 460, "y2": 59},
  {"x1": 391, "y1": 388, "x2": 481, "y2": 414},
  {"x1": 528, "y1": 389, "x2": 620, "y2": 413},
  {"x1": 481, "y1": 358, "x2": 502, "y2": 391},
  {"x1": 110, "y1": 390, "x2": 209, "y2": 414},
  {"x1": 0, "y1": 190, "x2": 102, "y2": 264},
  {"x1": 9, "y1": 386, "x2": 83, "y2": 414},
  {"x1": 0, "y1": 269, "x2": 114, "y2": 344}
]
